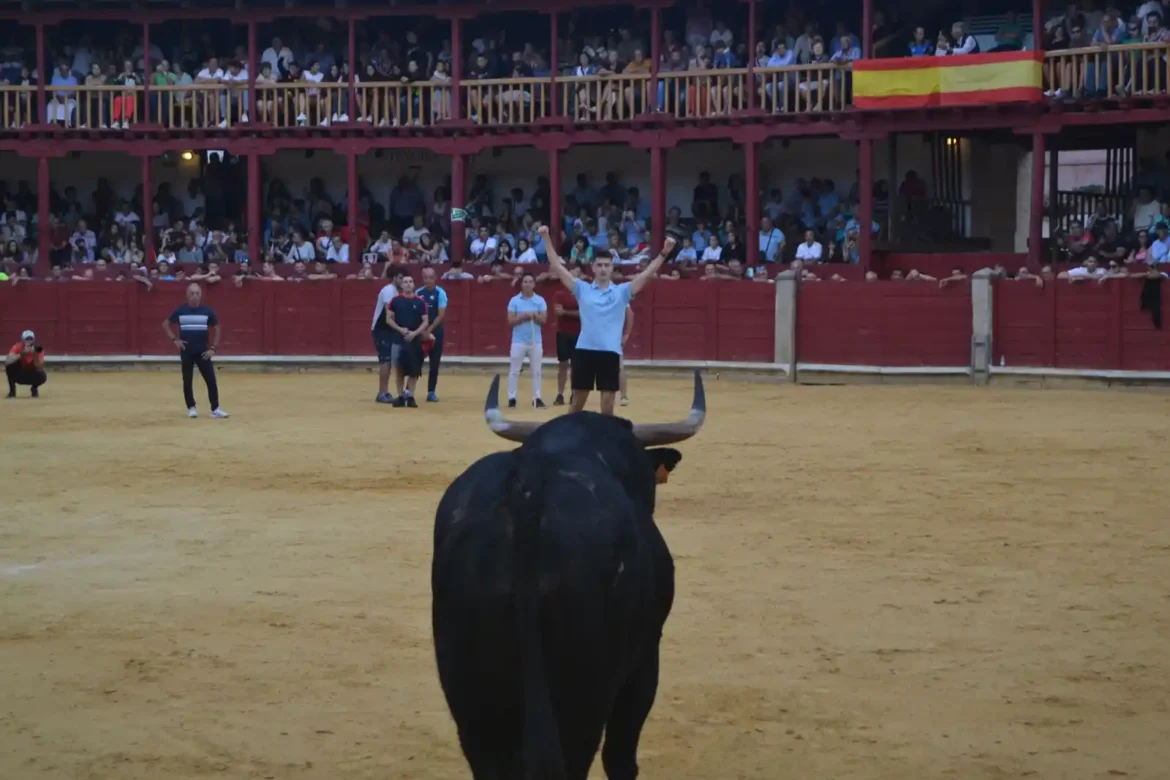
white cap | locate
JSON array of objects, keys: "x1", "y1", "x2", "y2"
[{"x1": 21, "y1": 330, "x2": 34, "y2": 341}]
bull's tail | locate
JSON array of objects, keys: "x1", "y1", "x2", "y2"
[{"x1": 508, "y1": 452, "x2": 567, "y2": 780}]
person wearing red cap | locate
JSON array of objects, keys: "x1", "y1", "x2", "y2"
[{"x1": 6, "y1": 329, "x2": 47, "y2": 398}]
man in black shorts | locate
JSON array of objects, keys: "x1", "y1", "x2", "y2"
[
  {"x1": 538, "y1": 224, "x2": 675, "y2": 415},
  {"x1": 385, "y1": 274, "x2": 430, "y2": 408}
]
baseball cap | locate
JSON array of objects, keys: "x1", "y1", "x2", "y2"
[{"x1": 21, "y1": 329, "x2": 35, "y2": 340}]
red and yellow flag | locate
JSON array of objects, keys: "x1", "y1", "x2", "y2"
[{"x1": 852, "y1": 51, "x2": 1043, "y2": 109}]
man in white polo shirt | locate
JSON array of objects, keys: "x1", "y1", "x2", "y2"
[
  {"x1": 794, "y1": 230, "x2": 823, "y2": 262},
  {"x1": 538, "y1": 223, "x2": 676, "y2": 416}
]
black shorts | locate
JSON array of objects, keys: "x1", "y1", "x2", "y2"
[
  {"x1": 556, "y1": 332, "x2": 578, "y2": 362},
  {"x1": 372, "y1": 330, "x2": 395, "y2": 363},
  {"x1": 572, "y1": 348, "x2": 621, "y2": 392},
  {"x1": 395, "y1": 340, "x2": 425, "y2": 378}
]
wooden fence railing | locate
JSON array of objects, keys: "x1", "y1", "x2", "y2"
[{"x1": 2, "y1": 44, "x2": 1165, "y2": 132}]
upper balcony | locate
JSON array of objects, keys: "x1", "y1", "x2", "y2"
[{"x1": 3, "y1": 42, "x2": 1167, "y2": 139}]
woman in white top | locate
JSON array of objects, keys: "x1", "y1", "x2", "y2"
[
  {"x1": 300, "y1": 62, "x2": 326, "y2": 126},
  {"x1": 514, "y1": 237, "x2": 538, "y2": 263},
  {"x1": 701, "y1": 234, "x2": 723, "y2": 262}
]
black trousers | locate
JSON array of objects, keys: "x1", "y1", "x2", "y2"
[
  {"x1": 7, "y1": 362, "x2": 47, "y2": 393},
  {"x1": 427, "y1": 331, "x2": 444, "y2": 393},
  {"x1": 181, "y1": 351, "x2": 220, "y2": 409}
]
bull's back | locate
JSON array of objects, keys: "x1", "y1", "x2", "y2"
[{"x1": 431, "y1": 453, "x2": 662, "y2": 747}]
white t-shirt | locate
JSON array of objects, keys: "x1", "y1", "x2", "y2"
[
  {"x1": 515, "y1": 247, "x2": 538, "y2": 263},
  {"x1": 795, "y1": 241, "x2": 823, "y2": 261},
  {"x1": 402, "y1": 225, "x2": 429, "y2": 246},
  {"x1": 292, "y1": 241, "x2": 316, "y2": 261},
  {"x1": 225, "y1": 69, "x2": 249, "y2": 85},
  {"x1": 1133, "y1": 199, "x2": 1163, "y2": 232},
  {"x1": 196, "y1": 68, "x2": 225, "y2": 81},
  {"x1": 326, "y1": 243, "x2": 350, "y2": 263},
  {"x1": 470, "y1": 236, "x2": 498, "y2": 258},
  {"x1": 114, "y1": 211, "x2": 140, "y2": 227},
  {"x1": 1067, "y1": 266, "x2": 1105, "y2": 277},
  {"x1": 261, "y1": 46, "x2": 294, "y2": 75},
  {"x1": 304, "y1": 70, "x2": 324, "y2": 95},
  {"x1": 371, "y1": 283, "x2": 399, "y2": 329},
  {"x1": 701, "y1": 245, "x2": 723, "y2": 262},
  {"x1": 370, "y1": 239, "x2": 393, "y2": 255}
]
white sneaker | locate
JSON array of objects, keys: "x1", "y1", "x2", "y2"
[
  {"x1": 240, "y1": 113, "x2": 249, "y2": 123},
  {"x1": 338, "y1": 113, "x2": 349, "y2": 122},
  {"x1": 319, "y1": 118, "x2": 330, "y2": 127},
  {"x1": 620, "y1": 397, "x2": 629, "y2": 406},
  {"x1": 296, "y1": 113, "x2": 307, "y2": 124},
  {"x1": 211, "y1": 408, "x2": 230, "y2": 419},
  {"x1": 217, "y1": 119, "x2": 227, "y2": 129},
  {"x1": 331, "y1": 113, "x2": 339, "y2": 122},
  {"x1": 188, "y1": 407, "x2": 198, "y2": 418}
]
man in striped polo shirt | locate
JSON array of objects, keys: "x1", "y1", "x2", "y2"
[{"x1": 162, "y1": 283, "x2": 230, "y2": 419}]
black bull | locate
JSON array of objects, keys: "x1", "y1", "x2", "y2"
[{"x1": 431, "y1": 372, "x2": 707, "y2": 780}]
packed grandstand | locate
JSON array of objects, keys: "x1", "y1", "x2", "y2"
[{"x1": 0, "y1": 0, "x2": 1167, "y2": 305}]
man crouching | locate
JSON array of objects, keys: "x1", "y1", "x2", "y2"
[{"x1": 6, "y1": 330, "x2": 47, "y2": 399}]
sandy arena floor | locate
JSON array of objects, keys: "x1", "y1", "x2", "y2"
[{"x1": 2, "y1": 370, "x2": 1169, "y2": 780}]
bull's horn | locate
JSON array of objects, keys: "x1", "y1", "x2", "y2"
[
  {"x1": 484, "y1": 374, "x2": 542, "y2": 443},
  {"x1": 630, "y1": 370, "x2": 707, "y2": 446}
]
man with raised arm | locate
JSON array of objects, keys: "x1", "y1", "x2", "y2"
[{"x1": 537, "y1": 223, "x2": 676, "y2": 416}]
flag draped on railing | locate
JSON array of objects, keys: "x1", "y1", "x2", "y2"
[{"x1": 852, "y1": 52, "x2": 1043, "y2": 109}]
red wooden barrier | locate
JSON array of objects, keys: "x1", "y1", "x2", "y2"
[
  {"x1": 5, "y1": 278, "x2": 1166, "y2": 372},
  {"x1": 796, "y1": 282, "x2": 972, "y2": 366},
  {"x1": 993, "y1": 280, "x2": 1170, "y2": 370},
  {"x1": 0, "y1": 280, "x2": 778, "y2": 363}
]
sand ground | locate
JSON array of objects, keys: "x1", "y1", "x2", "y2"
[{"x1": 1, "y1": 370, "x2": 1168, "y2": 780}]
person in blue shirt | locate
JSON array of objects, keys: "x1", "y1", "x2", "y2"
[
  {"x1": 385, "y1": 275, "x2": 430, "y2": 408},
  {"x1": 506, "y1": 273, "x2": 548, "y2": 409},
  {"x1": 416, "y1": 266, "x2": 448, "y2": 402},
  {"x1": 162, "y1": 283, "x2": 229, "y2": 419},
  {"x1": 539, "y1": 223, "x2": 676, "y2": 416}
]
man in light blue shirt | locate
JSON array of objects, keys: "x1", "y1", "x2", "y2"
[
  {"x1": 506, "y1": 272, "x2": 548, "y2": 408},
  {"x1": 540, "y1": 223, "x2": 676, "y2": 415},
  {"x1": 758, "y1": 217, "x2": 785, "y2": 263}
]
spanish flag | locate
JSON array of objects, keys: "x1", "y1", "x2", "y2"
[{"x1": 852, "y1": 51, "x2": 1043, "y2": 109}]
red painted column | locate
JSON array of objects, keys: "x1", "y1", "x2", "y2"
[
  {"x1": 1029, "y1": 132, "x2": 1045, "y2": 267},
  {"x1": 347, "y1": 18, "x2": 356, "y2": 123},
  {"x1": 142, "y1": 22, "x2": 152, "y2": 124},
  {"x1": 142, "y1": 155, "x2": 154, "y2": 262},
  {"x1": 247, "y1": 152, "x2": 261, "y2": 263},
  {"x1": 859, "y1": 139, "x2": 874, "y2": 270},
  {"x1": 649, "y1": 6, "x2": 660, "y2": 112},
  {"x1": 745, "y1": 140, "x2": 759, "y2": 266},
  {"x1": 746, "y1": 0, "x2": 757, "y2": 111},
  {"x1": 450, "y1": 16, "x2": 464, "y2": 122},
  {"x1": 548, "y1": 12, "x2": 559, "y2": 117},
  {"x1": 650, "y1": 145, "x2": 666, "y2": 251},
  {"x1": 450, "y1": 154, "x2": 467, "y2": 263},
  {"x1": 862, "y1": 0, "x2": 873, "y2": 58},
  {"x1": 248, "y1": 21, "x2": 258, "y2": 121},
  {"x1": 347, "y1": 150, "x2": 359, "y2": 263},
  {"x1": 36, "y1": 157, "x2": 50, "y2": 275},
  {"x1": 35, "y1": 23, "x2": 46, "y2": 125},
  {"x1": 549, "y1": 147, "x2": 562, "y2": 249}
]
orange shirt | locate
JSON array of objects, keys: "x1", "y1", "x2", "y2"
[{"x1": 9, "y1": 342, "x2": 42, "y2": 368}]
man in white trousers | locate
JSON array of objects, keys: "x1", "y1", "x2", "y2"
[{"x1": 506, "y1": 271, "x2": 548, "y2": 409}]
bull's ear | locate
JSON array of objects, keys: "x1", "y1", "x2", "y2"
[{"x1": 647, "y1": 448, "x2": 683, "y2": 484}]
